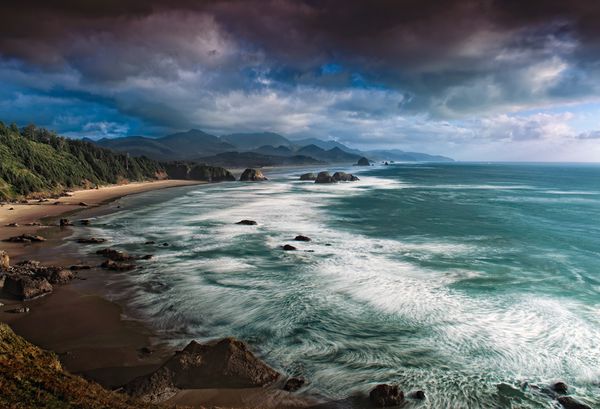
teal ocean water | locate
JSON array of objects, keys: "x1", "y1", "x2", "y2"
[{"x1": 83, "y1": 163, "x2": 600, "y2": 408}]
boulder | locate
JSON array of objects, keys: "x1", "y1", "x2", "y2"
[
  {"x1": 557, "y1": 396, "x2": 592, "y2": 409},
  {"x1": 236, "y1": 220, "x2": 257, "y2": 225},
  {"x1": 332, "y1": 172, "x2": 359, "y2": 182},
  {"x1": 125, "y1": 337, "x2": 280, "y2": 403},
  {"x1": 315, "y1": 171, "x2": 334, "y2": 184},
  {"x1": 552, "y1": 382, "x2": 568, "y2": 394},
  {"x1": 101, "y1": 260, "x2": 136, "y2": 271},
  {"x1": 96, "y1": 248, "x2": 132, "y2": 261},
  {"x1": 356, "y1": 157, "x2": 370, "y2": 166},
  {"x1": 5, "y1": 234, "x2": 46, "y2": 243},
  {"x1": 283, "y1": 377, "x2": 306, "y2": 392},
  {"x1": 294, "y1": 235, "x2": 311, "y2": 242},
  {"x1": 77, "y1": 237, "x2": 107, "y2": 244},
  {"x1": 299, "y1": 173, "x2": 317, "y2": 181},
  {"x1": 3, "y1": 275, "x2": 53, "y2": 300},
  {"x1": 369, "y1": 384, "x2": 404, "y2": 407},
  {"x1": 239, "y1": 168, "x2": 268, "y2": 181},
  {"x1": 282, "y1": 244, "x2": 297, "y2": 251},
  {"x1": 5, "y1": 223, "x2": 19, "y2": 227},
  {"x1": 408, "y1": 390, "x2": 426, "y2": 400},
  {"x1": 11, "y1": 261, "x2": 73, "y2": 285},
  {"x1": 0, "y1": 251, "x2": 9, "y2": 270}
]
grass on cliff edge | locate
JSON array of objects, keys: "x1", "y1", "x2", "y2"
[{"x1": 0, "y1": 322, "x2": 172, "y2": 409}]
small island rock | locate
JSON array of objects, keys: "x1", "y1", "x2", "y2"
[
  {"x1": 299, "y1": 173, "x2": 317, "y2": 181},
  {"x1": 356, "y1": 157, "x2": 370, "y2": 166},
  {"x1": 294, "y1": 235, "x2": 311, "y2": 242},
  {"x1": 240, "y1": 168, "x2": 268, "y2": 181},
  {"x1": 236, "y1": 220, "x2": 257, "y2": 225}
]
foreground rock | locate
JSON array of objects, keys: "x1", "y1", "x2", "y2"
[
  {"x1": 236, "y1": 219, "x2": 257, "y2": 225},
  {"x1": 299, "y1": 173, "x2": 317, "y2": 181},
  {"x1": 356, "y1": 157, "x2": 370, "y2": 166},
  {"x1": 558, "y1": 396, "x2": 592, "y2": 409},
  {"x1": 240, "y1": 168, "x2": 268, "y2": 181},
  {"x1": 101, "y1": 260, "x2": 136, "y2": 271},
  {"x1": 1, "y1": 260, "x2": 74, "y2": 300},
  {"x1": 552, "y1": 382, "x2": 569, "y2": 394},
  {"x1": 5, "y1": 234, "x2": 46, "y2": 243},
  {"x1": 369, "y1": 384, "x2": 404, "y2": 407},
  {"x1": 284, "y1": 377, "x2": 306, "y2": 392},
  {"x1": 125, "y1": 337, "x2": 280, "y2": 403},
  {"x1": 96, "y1": 248, "x2": 133, "y2": 261}
]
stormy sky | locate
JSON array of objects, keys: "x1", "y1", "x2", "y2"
[{"x1": 1, "y1": 0, "x2": 600, "y2": 160}]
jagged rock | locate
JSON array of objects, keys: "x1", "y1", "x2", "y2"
[
  {"x1": 236, "y1": 220, "x2": 257, "y2": 225},
  {"x1": 11, "y1": 261, "x2": 73, "y2": 285},
  {"x1": 552, "y1": 382, "x2": 568, "y2": 394},
  {"x1": 332, "y1": 172, "x2": 359, "y2": 182},
  {"x1": 240, "y1": 168, "x2": 268, "y2": 181},
  {"x1": 77, "y1": 237, "x2": 107, "y2": 244},
  {"x1": 384, "y1": 161, "x2": 389, "y2": 166},
  {"x1": 299, "y1": 173, "x2": 317, "y2": 181},
  {"x1": 369, "y1": 384, "x2": 404, "y2": 407},
  {"x1": 558, "y1": 396, "x2": 592, "y2": 409},
  {"x1": 0, "y1": 251, "x2": 9, "y2": 270},
  {"x1": 5, "y1": 234, "x2": 46, "y2": 243},
  {"x1": 282, "y1": 244, "x2": 297, "y2": 251},
  {"x1": 356, "y1": 157, "x2": 370, "y2": 166},
  {"x1": 59, "y1": 218, "x2": 72, "y2": 227},
  {"x1": 96, "y1": 248, "x2": 132, "y2": 261},
  {"x1": 294, "y1": 235, "x2": 311, "y2": 242},
  {"x1": 315, "y1": 171, "x2": 334, "y2": 183},
  {"x1": 3, "y1": 275, "x2": 53, "y2": 300},
  {"x1": 125, "y1": 337, "x2": 280, "y2": 403},
  {"x1": 101, "y1": 260, "x2": 136, "y2": 271},
  {"x1": 283, "y1": 377, "x2": 306, "y2": 392},
  {"x1": 408, "y1": 390, "x2": 426, "y2": 400}
]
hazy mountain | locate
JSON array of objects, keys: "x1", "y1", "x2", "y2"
[
  {"x1": 221, "y1": 132, "x2": 293, "y2": 150},
  {"x1": 196, "y1": 152, "x2": 323, "y2": 167},
  {"x1": 366, "y1": 149, "x2": 454, "y2": 162},
  {"x1": 95, "y1": 135, "x2": 178, "y2": 159},
  {"x1": 297, "y1": 144, "x2": 362, "y2": 163},
  {"x1": 161, "y1": 129, "x2": 236, "y2": 157},
  {"x1": 252, "y1": 145, "x2": 295, "y2": 156},
  {"x1": 292, "y1": 138, "x2": 363, "y2": 155}
]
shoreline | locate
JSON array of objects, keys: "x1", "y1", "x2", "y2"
[{"x1": 0, "y1": 179, "x2": 317, "y2": 408}]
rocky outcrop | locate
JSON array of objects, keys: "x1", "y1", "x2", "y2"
[
  {"x1": 236, "y1": 220, "x2": 257, "y2": 225},
  {"x1": 163, "y1": 163, "x2": 236, "y2": 182},
  {"x1": 101, "y1": 260, "x2": 136, "y2": 271},
  {"x1": 239, "y1": 168, "x2": 268, "y2": 181},
  {"x1": 356, "y1": 157, "x2": 370, "y2": 166},
  {"x1": 5, "y1": 234, "x2": 46, "y2": 243},
  {"x1": 552, "y1": 382, "x2": 568, "y2": 394},
  {"x1": 77, "y1": 237, "x2": 107, "y2": 244},
  {"x1": 1, "y1": 261, "x2": 74, "y2": 300},
  {"x1": 283, "y1": 377, "x2": 305, "y2": 392},
  {"x1": 282, "y1": 244, "x2": 297, "y2": 251},
  {"x1": 369, "y1": 384, "x2": 404, "y2": 407},
  {"x1": 558, "y1": 396, "x2": 592, "y2": 409},
  {"x1": 299, "y1": 173, "x2": 317, "y2": 181},
  {"x1": 314, "y1": 171, "x2": 359, "y2": 183},
  {"x1": 294, "y1": 235, "x2": 311, "y2": 242},
  {"x1": 96, "y1": 248, "x2": 133, "y2": 261},
  {"x1": 125, "y1": 337, "x2": 280, "y2": 403}
]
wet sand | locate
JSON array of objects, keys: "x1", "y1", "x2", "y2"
[{"x1": 0, "y1": 179, "x2": 315, "y2": 408}]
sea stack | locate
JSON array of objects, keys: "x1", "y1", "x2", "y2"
[
  {"x1": 356, "y1": 157, "x2": 370, "y2": 166},
  {"x1": 240, "y1": 168, "x2": 268, "y2": 181}
]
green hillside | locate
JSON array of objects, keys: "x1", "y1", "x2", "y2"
[{"x1": 0, "y1": 122, "x2": 164, "y2": 199}]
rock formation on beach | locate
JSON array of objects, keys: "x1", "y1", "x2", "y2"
[
  {"x1": 356, "y1": 157, "x2": 370, "y2": 166},
  {"x1": 299, "y1": 172, "x2": 317, "y2": 180},
  {"x1": 5, "y1": 234, "x2": 46, "y2": 243},
  {"x1": 240, "y1": 168, "x2": 268, "y2": 181},
  {"x1": 125, "y1": 337, "x2": 280, "y2": 403},
  {"x1": 1, "y1": 260, "x2": 74, "y2": 300}
]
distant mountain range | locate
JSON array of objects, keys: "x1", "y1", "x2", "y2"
[{"x1": 95, "y1": 129, "x2": 453, "y2": 166}]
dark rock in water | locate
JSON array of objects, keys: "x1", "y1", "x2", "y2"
[
  {"x1": 77, "y1": 237, "x2": 106, "y2": 244},
  {"x1": 558, "y1": 396, "x2": 592, "y2": 409},
  {"x1": 3, "y1": 275, "x2": 53, "y2": 300},
  {"x1": 145, "y1": 241, "x2": 156, "y2": 245},
  {"x1": 282, "y1": 244, "x2": 297, "y2": 251},
  {"x1": 299, "y1": 173, "x2": 317, "y2": 181},
  {"x1": 70, "y1": 264, "x2": 91, "y2": 271},
  {"x1": 384, "y1": 161, "x2": 389, "y2": 166},
  {"x1": 315, "y1": 171, "x2": 334, "y2": 184},
  {"x1": 125, "y1": 337, "x2": 280, "y2": 403},
  {"x1": 80, "y1": 219, "x2": 91, "y2": 225},
  {"x1": 240, "y1": 168, "x2": 268, "y2": 181},
  {"x1": 294, "y1": 235, "x2": 311, "y2": 242},
  {"x1": 283, "y1": 377, "x2": 306, "y2": 392},
  {"x1": 101, "y1": 260, "x2": 136, "y2": 271},
  {"x1": 356, "y1": 157, "x2": 370, "y2": 166},
  {"x1": 5, "y1": 234, "x2": 46, "y2": 243},
  {"x1": 332, "y1": 172, "x2": 359, "y2": 182},
  {"x1": 552, "y1": 382, "x2": 569, "y2": 394},
  {"x1": 139, "y1": 347, "x2": 153, "y2": 355},
  {"x1": 408, "y1": 390, "x2": 426, "y2": 400},
  {"x1": 236, "y1": 220, "x2": 257, "y2": 225},
  {"x1": 161, "y1": 243, "x2": 169, "y2": 247},
  {"x1": 140, "y1": 254, "x2": 154, "y2": 260},
  {"x1": 96, "y1": 248, "x2": 132, "y2": 261},
  {"x1": 78, "y1": 202, "x2": 89, "y2": 206},
  {"x1": 369, "y1": 384, "x2": 404, "y2": 407},
  {"x1": 7, "y1": 306, "x2": 30, "y2": 314},
  {"x1": 59, "y1": 218, "x2": 72, "y2": 227}
]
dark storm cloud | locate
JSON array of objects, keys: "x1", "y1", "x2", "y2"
[{"x1": 1, "y1": 1, "x2": 600, "y2": 160}]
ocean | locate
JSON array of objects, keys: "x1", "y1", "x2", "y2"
[{"x1": 81, "y1": 163, "x2": 600, "y2": 408}]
